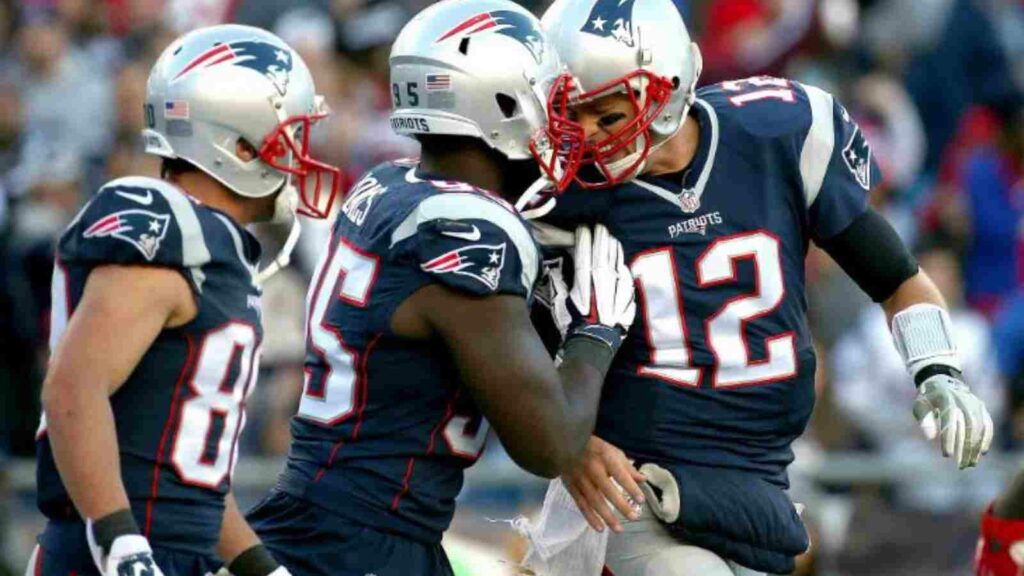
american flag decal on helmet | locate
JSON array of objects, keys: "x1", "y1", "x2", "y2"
[
  {"x1": 173, "y1": 40, "x2": 294, "y2": 95},
  {"x1": 435, "y1": 10, "x2": 545, "y2": 63},
  {"x1": 421, "y1": 242, "x2": 507, "y2": 291},
  {"x1": 83, "y1": 209, "x2": 171, "y2": 261}
]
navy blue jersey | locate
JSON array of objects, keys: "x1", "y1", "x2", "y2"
[
  {"x1": 277, "y1": 161, "x2": 540, "y2": 544},
  {"x1": 543, "y1": 78, "x2": 881, "y2": 486},
  {"x1": 36, "y1": 176, "x2": 264, "y2": 555}
]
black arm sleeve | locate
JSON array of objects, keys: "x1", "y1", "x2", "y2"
[{"x1": 817, "y1": 208, "x2": 919, "y2": 302}]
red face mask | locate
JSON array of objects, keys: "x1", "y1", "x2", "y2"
[
  {"x1": 530, "y1": 73, "x2": 587, "y2": 193},
  {"x1": 259, "y1": 113, "x2": 343, "y2": 219},
  {"x1": 548, "y1": 70, "x2": 675, "y2": 189}
]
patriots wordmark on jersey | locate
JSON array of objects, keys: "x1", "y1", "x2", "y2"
[{"x1": 35, "y1": 176, "x2": 264, "y2": 560}]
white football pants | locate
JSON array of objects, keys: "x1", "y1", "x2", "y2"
[{"x1": 604, "y1": 506, "x2": 768, "y2": 576}]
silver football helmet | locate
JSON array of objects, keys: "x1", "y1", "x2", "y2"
[
  {"x1": 389, "y1": 0, "x2": 583, "y2": 193},
  {"x1": 542, "y1": 0, "x2": 702, "y2": 187},
  {"x1": 143, "y1": 24, "x2": 342, "y2": 220}
]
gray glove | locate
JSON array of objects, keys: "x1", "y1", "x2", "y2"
[{"x1": 913, "y1": 373, "x2": 994, "y2": 469}]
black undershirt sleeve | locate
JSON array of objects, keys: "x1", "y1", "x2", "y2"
[{"x1": 816, "y1": 208, "x2": 919, "y2": 303}]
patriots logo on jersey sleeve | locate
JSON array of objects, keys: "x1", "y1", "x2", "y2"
[
  {"x1": 174, "y1": 40, "x2": 293, "y2": 95},
  {"x1": 83, "y1": 209, "x2": 171, "y2": 261},
  {"x1": 581, "y1": 0, "x2": 638, "y2": 47},
  {"x1": 421, "y1": 243, "x2": 507, "y2": 291},
  {"x1": 436, "y1": 10, "x2": 545, "y2": 63},
  {"x1": 842, "y1": 126, "x2": 872, "y2": 190}
]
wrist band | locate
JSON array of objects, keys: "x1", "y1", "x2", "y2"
[
  {"x1": 229, "y1": 544, "x2": 280, "y2": 576},
  {"x1": 561, "y1": 333, "x2": 615, "y2": 377},
  {"x1": 891, "y1": 303, "x2": 962, "y2": 380},
  {"x1": 90, "y1": 508, "x2": 140, "y2": 556}
]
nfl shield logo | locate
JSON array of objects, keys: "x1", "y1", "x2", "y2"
[{"x1": 679, "y1": 189, "x2": 700, "y2": 213}]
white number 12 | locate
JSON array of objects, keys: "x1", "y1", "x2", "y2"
[{"x1": 632, "y1": 231, "x2": 796, "y2": 388}]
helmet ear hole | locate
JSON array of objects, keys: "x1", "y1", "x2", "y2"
[
  {"x1": 459, "y1": 37, "x2": 471, "y2": 55},
  {"x1": 672, "y1": 76, "x2": 681, "y2": 89},
  {"x1": 496, "y1": 93, "x2": 518, "y2": 119},
  {"x1": 235, "y1": 138, "x2": 258, "y2": 162}
]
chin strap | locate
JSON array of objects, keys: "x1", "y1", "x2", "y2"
[
  {"x1": 255, "y1": 184, "x2": 301, "y2": 285},
  {"x1": 255, "y1": 214, "x2": 301, "y2": 284},
  {"x1": 516, "y1": 175, "x2": 559, "y2": 220}
]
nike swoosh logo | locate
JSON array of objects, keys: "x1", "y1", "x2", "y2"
[
  {"x1": 115, "y1": 189, "x2": 154, "y2": 205},
  {"x1": 441, "y1": 225, "x2": 481, "y2": 242}
]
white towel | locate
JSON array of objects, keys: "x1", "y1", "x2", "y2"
[{"x1": 518, "y1": 479, "x2": 609, "y2": 576}]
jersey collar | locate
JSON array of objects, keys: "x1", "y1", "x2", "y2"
[
  {"x1": 211, "y1": 212, "x2": 262, "y2": 288},
  {"x1": 633, "y1": 98, "x2": 719, "y2": 214}
]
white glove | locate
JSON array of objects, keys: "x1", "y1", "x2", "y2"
[
  {"x1": 557, "y1": 224, "x2": 636, "y2": 349},
  {"x1": 913, "y1": 373, "x2": 994, "y2": 468},
  {"x1": 87, "y1": 533, "x2": 166, "y2": 576}
]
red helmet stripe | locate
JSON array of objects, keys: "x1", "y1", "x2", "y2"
[
  {"x1": 202, "y1": 50, "x2": 236, "y2": 69},
  {"x1": 436, "y1": 13, "x2": 494, "y2": 42},
  {"x1": 467, "y1": 20, "x2": 498, "y2": 35},
  {"x1": 174, "y1": 43, "x2": 232, "y2": 80}
]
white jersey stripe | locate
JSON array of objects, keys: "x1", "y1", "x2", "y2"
[{"x1": 798, "y1": 83, "x2": 836, "y2": 209}]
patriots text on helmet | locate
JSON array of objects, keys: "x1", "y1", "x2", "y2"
[{"x1": 390, "y1": 117, "x2": 432, "y2": 133}]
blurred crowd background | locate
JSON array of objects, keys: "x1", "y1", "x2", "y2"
[{"x1": 2, "y1": 0, "x2": 1024, "y2": 574}]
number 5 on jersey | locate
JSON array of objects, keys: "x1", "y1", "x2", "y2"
[{"x1": 299, "y1": 238, "x2": 379, "y2": 424}]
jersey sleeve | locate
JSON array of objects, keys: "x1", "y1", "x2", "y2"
[
  {"x1": 58, "y1": 178, "x2": 211, "y2": 290},
  {"x1": 797, "y1": 83, "x2": 883, "y2": 242},
  {"x1": 390, "y1": 192, "x2": 540, "y2": 298}
]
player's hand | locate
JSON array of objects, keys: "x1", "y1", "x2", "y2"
[
  {"x1": 561, "y1": 224, "x2": 636, "y2": 352},
  {"x1": 89, "y1": 534, "x2": 166, "y2": 576},
  {"x1": 562, "y1": 436, "x2": 646, "y2": 533},
  {"x1": 913, "y1": 373, "x2": 994, "y2": 469}
]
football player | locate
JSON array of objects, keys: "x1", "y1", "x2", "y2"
[
  {"x1": 30, "y1": 25, "x2": 341, "y2": 576},
  {"x1": 243, "y1": 1, "x2": 636, "y2": 575},
  {"x1": 527, "y1": 0, "x2": 996, "y2": 574}
]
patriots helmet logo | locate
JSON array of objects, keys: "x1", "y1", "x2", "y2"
[
  {"x1": 581, "y1": 0, "x2": 638, "y2": 47},
  {"x1": 174, "y1": 40, "x2": 293, "y2": 96},
  {"x1": 437, "y1": 11, "x2": 545, "y2": 64},
  {"x1": 421, "y1": 243, "x2": 507, "y2": 291},
  {"x1": 842, "y1": 126, "x2": 872, "y2": 191},
  {"x1": 84, "y1": 209, "x2": 171, "y2": 261}
]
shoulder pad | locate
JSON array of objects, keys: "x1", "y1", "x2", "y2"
[
  {"x1": 59, "y1": 176, "x2": 211, "y2": 273},
  {"x1": 390, "y1": 191, "x2": 539, "y2": 298}
]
